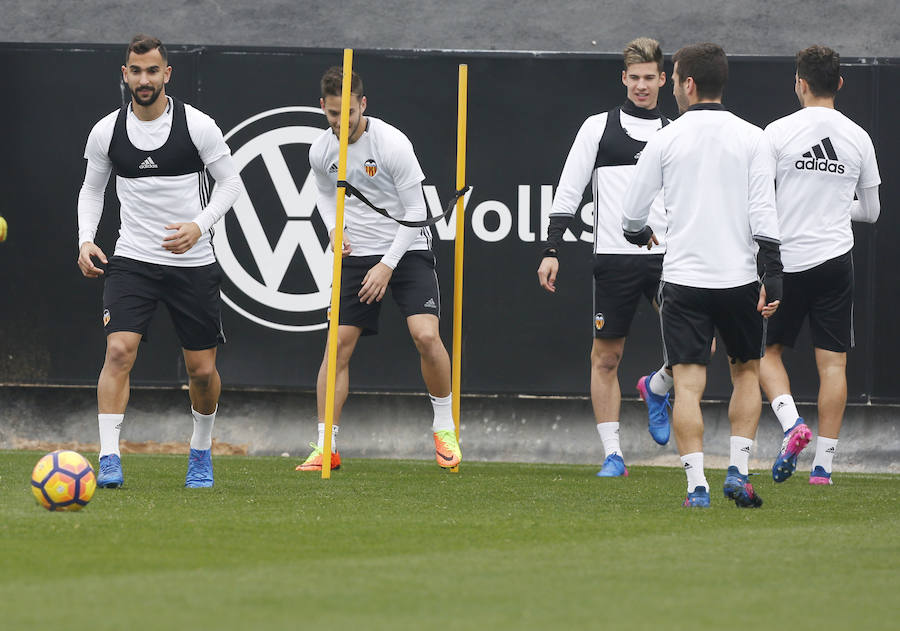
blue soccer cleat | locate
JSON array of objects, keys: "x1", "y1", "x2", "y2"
[
  {"x1": 637, "y1": 372, "x2": 671, "y2": 445},
  {"x1": 809, "y1": 466, "x2": 833, "y2": 485},
  {"x1": 596, "y1": 453, "x2": 629, "y2": 477},
  {"x1": 772, "y1": 419, "x2": 812, "y2": 483},
  {"x1": 97, "y1": 454, "x2": 124, "y2": 488},
  {"x1": 723, "y1": 466, "x2": 763, "y2": 508},
  {"x1": 683, "y1": 486, "x2": 710, "y2": 508},
  {"x1": 185, "y1": 448, "x2": 214, "y2": 488}
]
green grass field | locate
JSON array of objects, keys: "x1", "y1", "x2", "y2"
[{"x1": 1, "y1": 451, "x2": 898, "y2": 630}]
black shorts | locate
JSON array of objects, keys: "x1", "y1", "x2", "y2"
[
  {"x1": 102, "y1": 256, "x2": 225, "y2": 351},
  {"x1": 592, "y1": 254, "x2": 663, "y2": 338},
  {"x1": 766, "y1": 251, "x2": 854, "y2": 353},
  {"x1": 659, "y1": 281, "x2": 765, "y2": 365},
  {"x1": 338, "y1": 250, "x2": 440, "y2": 336}
]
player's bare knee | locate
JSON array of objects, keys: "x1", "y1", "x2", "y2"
[
  {"x1": 186, "y1": 363, "x2": 217, "y2": 387},
  {"x1": 590, "y1": 348, "x2": 621, "y2": 374},
  {"x1": 104, "y1": 338, "x2": 137, "y2": 373},
  {"x1": 411, "y1": 328, "x2": 441, "y2": 355}
]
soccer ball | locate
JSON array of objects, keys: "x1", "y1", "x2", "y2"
[{"x1": 30, "y1": 450, "x2": 97, "y2": 511}]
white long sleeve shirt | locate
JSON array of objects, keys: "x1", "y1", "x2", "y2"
[
  {"x1": 78, "y1": 97, "x2": 242, "y2": 266},
  {"x1": 622, "y1": 104, "x2": 780, "y2": 289},
  {"x1": 552, "y1": 105, "x2": 668, "y2": 254}
]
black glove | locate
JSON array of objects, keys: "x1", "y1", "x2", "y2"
[
  {"x1": 624, "y1": 225, "x2": 654, "y2": 247},
  {"x1": 755, "y1": 237, "x2": 783, "y2": 303}
]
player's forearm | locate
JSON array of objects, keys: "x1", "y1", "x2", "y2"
[
  {"x1": 193, "y1": 174, "x2": 243, "y2": 234},
  {"x1": 77, "y1": 183, "x2": 104, "y2": 247},
  {"x1": 382, "y1": 226, "x2": 421, "y2": 269},
  {"x1": 550, "y1": 184, "x2": 585, "y2": 219},
  {"x1": 755, "y1": 236, "x2": 783, "y2": 302},
  {"x1": 76, "y1": 161, "x2": 112, "y2": 247},
  {"x1": 621, "y1": 159, "x2": 659, "y2": 233},
  {"x1": 621, "y1": 187, "x2": 653, "y2": 233},
  {"x1": 543, "y1": 214, "x2": 573, "y2": 255},
  {"x1": 382, "y1": 184, "x2": 427, "y2": 268},
  {"x1": 850, "y1": 185, "x2": 880, "y2": 223},
  {"x1": 192, "y1": 155, "x2": 244, "y2": 234}
]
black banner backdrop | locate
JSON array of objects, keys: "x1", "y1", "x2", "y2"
[{"x1": 0, "y1": 44, "x2": 896, "y2": 402}]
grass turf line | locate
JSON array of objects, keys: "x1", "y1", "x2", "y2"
[{"x1": 1, "y1": 451, "x2": 898, "y2": 630}]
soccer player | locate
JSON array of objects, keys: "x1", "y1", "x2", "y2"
[
  {"x1": 622, "y1": 43, "x2": 783, "y2": 508},
  {"x1": 295, "y1": 67, "x2": 461, "y2": 472},
  {"x1": 538, "y1": 37, "x2": 674, "y2": 478},
  {"x1": 760, "y1": 45, "x2": 881, "y2": 486},
  {"x1": 76, "y1": 35, "x2": 243, "y2": 488}
]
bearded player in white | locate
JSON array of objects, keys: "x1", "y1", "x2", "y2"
[
  {"x1": 760, "y1": 45, "x2": 881, "y2": 486},
  {"x1": 76, "y1": 35, "x2": 242, "y2": 488},
  {"x1": 295, "y1": 67, "x2": 461, "y2": 472}
]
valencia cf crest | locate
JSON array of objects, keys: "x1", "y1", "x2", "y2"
[
  {"x1": 103, "y1": 309, "x2": 111, "y2": 327},
  {"x1": 594, "y1": 313, "x2": 605, "y2": 331},
  {"x1": 364, "y1": 159, "x2": 377, "y2": 176}
]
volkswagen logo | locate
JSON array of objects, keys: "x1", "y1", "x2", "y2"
[{"x1": 215, "y1": 106, "x2": 332, "y2": 331}]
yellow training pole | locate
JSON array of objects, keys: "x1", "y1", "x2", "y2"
[
  {"x1": 449, "y1": 64, "x2": 468, "y2": 474},
  {"x1": 322, "y1": 48, "x2": 354, "y2": 479}
]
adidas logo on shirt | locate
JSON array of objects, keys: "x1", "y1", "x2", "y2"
[
  {"x1": 328, "y1": 162, "x2": 338, "y2": 174},
  {"x1": 795, "y1": 137, "x2": 845, "y2": 173},
  {"x1": 139, "y1": 156, "x2": 159, "y2": 170}
]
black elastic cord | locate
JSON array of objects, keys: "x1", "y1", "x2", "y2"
[{"x1": 337, "y1": 180, "x2": 471, "y2": 228}]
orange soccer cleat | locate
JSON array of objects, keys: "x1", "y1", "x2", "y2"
[
  {"x1": 433, "y1": 430, "x2": 462, "y2": 469},
  {"x1": 295, "y1": 443, "x2": 341, "y2": 472}
]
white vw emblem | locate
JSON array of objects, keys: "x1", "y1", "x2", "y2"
[{"x1": 215, "y1": 106, "x2": 332, "y2": 331}]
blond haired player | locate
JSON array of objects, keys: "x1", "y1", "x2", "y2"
[{"x1": 538, "y1": 37, "x2": 673, "y2": 478}]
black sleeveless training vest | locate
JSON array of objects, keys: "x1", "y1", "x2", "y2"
[
  {"x1": 108, "y1": 98, "x2": 205, "y2": 179},
  {"x1": 594, "y1": 103, "x2": 668, "y2": 169}
]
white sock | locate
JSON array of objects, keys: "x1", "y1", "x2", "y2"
[
  {"x1": 681, "y1": 452, "x2": 708, "y2": 492},
  {"x1": 649, "y1": 366, "x2": 674, "y2": 395},
  {"x1": 596, "y1": 422, "x2": 622, "y2": 458},
  {"x1": 98, "y1": 413, "x2": 124, "y2": 457},
  {"x1": 317, "y1": 423, "x2": 339, "y2": 453},
  {"x1": 730, "y1": 436, "x2": 753, "y2": 475},
  {"x1": 812, "y1": 436, "x2": 838, "y2": 473},
  {"x1": 190, "y1": 406, "x2": 217, "y2": 451},
  {"x1": 430, "y1": 393, "x2": 455, "y2": 432},
  {"x1": 771, "y1": 394, "x2": 800, "y2": 433}
]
